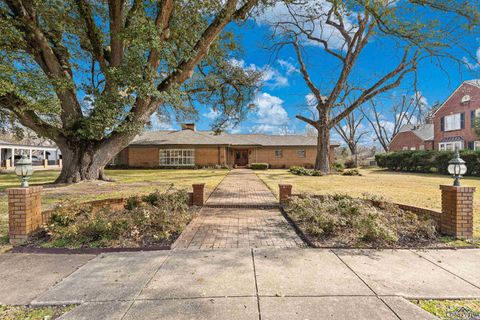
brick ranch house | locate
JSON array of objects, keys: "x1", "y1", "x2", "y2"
[
  {"x1": 389, "y1": 79, "x2": 480, "y2": 151},
  {"x1": 111, "y1": 123, "x2": 338, "y2": 168}
]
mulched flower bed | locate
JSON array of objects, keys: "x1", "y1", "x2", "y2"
[
  {"x1": 283, "y1": 193, "x2": 447, "y2": 248},
  {"x1": 23, "y1": 188, "x2": 197, "y2": 249}
]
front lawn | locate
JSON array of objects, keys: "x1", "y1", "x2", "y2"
[
  {"x1": 0, "y1": 169, "x2": 228, "y2": 244},
  {"x1": 256, "y1": 168, "x2": 480, "y2": 238},
  {"x1": 0, "y1": 305, "x2": 73, "y2": 320},
  {"x1": 413, "y1": 299, "x2": 480, "y2": 320}
]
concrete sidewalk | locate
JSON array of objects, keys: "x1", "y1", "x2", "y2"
[{"x1": 2, "y1": 248, "x2": 477, "y2": 319}]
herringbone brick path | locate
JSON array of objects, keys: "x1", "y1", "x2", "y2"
[{"x1": 174, "y1": 169, "x2": 304, "y2": 250}]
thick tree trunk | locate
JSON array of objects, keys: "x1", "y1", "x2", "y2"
[
  {"x1": 54, "y1": 137, "x2": 129, "y2": 184},
  {"x1": 314, "y1": 115, "x2": 331, "y2": 173}
]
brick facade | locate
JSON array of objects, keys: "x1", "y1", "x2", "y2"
[
  {"x1": 433, "y1": 82, "x2": 480, "y2": 150},
  {"x1": 7, "y1": 186, "x2": 43, "y2": 244},
  {"x1": 114, "y1": 145, "x2": 336, "y2": 169},
  {"x1": 389, "y1": 131, "x2": 434, "y2": 151}
]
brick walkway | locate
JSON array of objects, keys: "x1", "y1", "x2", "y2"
[
  {"x1": 205, "y1": 169, "x2": 278, "y2": 206},
  {"x1": 174, "y1": 169, "x2": 304, "y2": 249}
]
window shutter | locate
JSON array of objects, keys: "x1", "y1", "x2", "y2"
[
  {"x1": 440, "y1": 116, "x2": 445, "y2": 131},
  {"x1": 461, "y1": 113, "x2": 465, "y2": 129},
  {"x1": 468, "y1": 141, "x2": 475, "y2": 150},
  {"x1": 472, "y1": 110, "x2": 476, "y2": 128}
]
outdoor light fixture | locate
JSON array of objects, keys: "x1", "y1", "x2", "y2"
[
  {"x1": 447, "y1": 150, "x2": 467, "y2": 187},
  {"x1": 14, "y1": 155, "x2": 34, "y2": 188}
]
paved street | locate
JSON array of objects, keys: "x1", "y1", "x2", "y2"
[{"x1": 1, "y1": 248, "x2": 479, "y2": 319}]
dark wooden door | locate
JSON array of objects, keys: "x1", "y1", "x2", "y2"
[{"x1": 235, "y1": 150, "x2": 248, "y2": 166}]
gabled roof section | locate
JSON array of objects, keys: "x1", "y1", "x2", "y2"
[
  {"x1": 433, "y1": 79, "x2": 480, "y2": 116},
  {"x1": 132, "y1": 130, "x2": 227, "y2": 145},
  {"x1": 396, "y1": 123, "x2": 434, "y2": 141}
]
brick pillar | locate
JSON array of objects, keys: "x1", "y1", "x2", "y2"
[
  {"x1": 192, "y1": 183, "x2": 205, "y2": 206},
  {"x1": 440, "y1": 185, "x2": 475, "y2": 239},
  {"x1": 279, "y1": 184, "x2": 292, "y2": 205},
  {"x1": 7, "y1": 186, "x2": 43, "y2": 244}
]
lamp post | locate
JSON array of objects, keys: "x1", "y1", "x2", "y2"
[
  {"x1": 447, "y1": 150, "x2": 467, "y2": 187},
  {"x1": 14, "y1": 155, "x2": 34, "y2": 188}
]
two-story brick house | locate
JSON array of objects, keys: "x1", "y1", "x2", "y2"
[
  {"x1": 433, "y1": 80, "x2": 480, "y2": 151},
  {"x1": 389, "y1": 80, "x2": 480, "y2": 151}
]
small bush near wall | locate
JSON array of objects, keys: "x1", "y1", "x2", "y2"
[
  {"x1": 375, "y1": 150, "x2": 480, "y2": 176},
  {"x1": 250, "y1": 163, "x2": 269, "y2": 170},
  {"x1": 29, "y1": 188, "x2": 195, "y2": 248},
  {"x1": 342, "y1": 168, "x2": 361, "y2": 176},
  {"x1": 289, "y1": 166, "x2": 324, "y2": 176},
  {"x1": 284, "y1": 194, "x2": 437, "y2": 247}
]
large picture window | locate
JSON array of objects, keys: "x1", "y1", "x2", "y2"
[
  {"x1": 439, "y1": 141, "x2": 463, "y2": 151},
  {"x1": 159, "y1": 149, "x2": 195, "y2": 166}
]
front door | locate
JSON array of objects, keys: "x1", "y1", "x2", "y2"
[{"x1": 234, "y1": 150, "x2": 249, "y2": 166}]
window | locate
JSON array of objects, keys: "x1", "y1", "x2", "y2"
[
  {"x1": 297, "y1": 149, "x2": 306, "y2": 158},
  {"x1": 275, "y1": 149, "x2": 283, "y2": 158},
  {"x1": 439, "y1": 141, "x2": 463, "y2": 151},
  {"x1": 475, "y1": 141, "x2": 480, "y2": 150},
  {"x1": 159, "y1": 149, "x2": 195, "y2": 166},
  {"x1": 419, "y1": 145, "x2": 425, "y2": 150},
  {"x1": 402, "y1": 146, "x2": 408, "y2": 151},
  {"x1": 410, "y1": 147, "x2": 416, "y2": 150},
  {"x1": 444, "y1": 113, "x2": 462, "y2": 131}
]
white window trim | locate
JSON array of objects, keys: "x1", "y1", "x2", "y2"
[
  {"x1": 439, "y1": 141, "x2": 463, "y2": 151},
  {"x1": 474, "y1": 141, "x2": 480, "y2": 151},
  {"x1": 159, "y1": 149, "x2": 195, "y2": 166},
  {"x1": 275, "y1": 149, "x2": 283, "y2": 158},
  {"x1": 297, "y1": 149, "x2": 306, "y2": 158},
  {"x1": 444, "y1": 113, "x2": 461, "y2": 131}
]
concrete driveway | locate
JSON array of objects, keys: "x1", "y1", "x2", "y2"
[{"x1": 2, "y1": 248, "x2": 478, "y2": 319}]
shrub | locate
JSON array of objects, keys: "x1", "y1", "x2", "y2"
[
  {"x1": 284, "y1": 194, "x2": 436, "y2": 247},
  {"x1": 342, "y1": 169, "x2": 361, "y2": 176},
  {"x1": 250, "y1": 163, "x2": 269, "y2": 170},
  {"x1": 40, "y1": 188, "x2": 194, "y2": 248},
  {"x1": 332, "y1": 162, "x2": 344, "y2": 172},
  {"x1": 289, "y1": 166, "x2": 324, "y2": 176},
  {"x1": 344, "y1": 158, "x2": 356, "y2": 169},
  {"x1": 376, "y1": 150, "x2": 480, "y2": 176}
]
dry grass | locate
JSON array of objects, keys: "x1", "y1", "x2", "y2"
[
  {"x1": 256, "y1": 168, "x2": 480, "y2": 238},
  {"x1": 0, "y1": 169, "x2": 228, "y2": 242}
]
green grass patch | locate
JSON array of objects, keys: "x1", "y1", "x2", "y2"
[
  {"x1": 0, "y1": 305, "x2": 74, "y2": 320},
  {"x1": 413, "y1": 299, "x2": 480, "y2": 319}
]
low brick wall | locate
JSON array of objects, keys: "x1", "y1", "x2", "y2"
[{"x1": 394, "y1": 203, "x2": 442, "y2": 226}]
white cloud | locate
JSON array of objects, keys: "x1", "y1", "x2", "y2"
[
  {"x1": 148, "y1": 114, "x2": 174, "y2": 130},
  {"x1": 229, "y1": 58, "x2": 289, "y2": 88},
  {"x1": 256, "y1": 1, "x2": 357, "y2": 50},
  {"x1": 463, "y1": 47, "x2": 480, "y2": 70},
  {"x1": 203, "y1": 108, "x2": 221, "y2": 120},
  {"x1": 278, "y1": 59, "x2": 299, "y2": 75},
  {"x1": 249, "y1": 92, "x2": 291, "y2": 134}
]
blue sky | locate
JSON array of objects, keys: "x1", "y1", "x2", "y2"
[{"x1": 154, "y1": 3, "x2": 480, "y2": 146}]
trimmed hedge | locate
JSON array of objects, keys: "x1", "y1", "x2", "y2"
[
  {"x1": 375, "y1": 150, "x2": 480, "y2": 176},
  {"x1": 250, "y1": 163, "x2": 269, "y2": 170}
]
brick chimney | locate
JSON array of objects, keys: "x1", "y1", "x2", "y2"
[{"x1": 181, "y1": 123, "x2": 196, "y2": 131}]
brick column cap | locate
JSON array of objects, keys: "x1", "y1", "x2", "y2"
[
  {"x1": 192, "y1": 183, "x2": 205, "y2": 187},
  {"x1": 440, "y1": 185, "x2": 476, "y2": 192},
  {"x1": 7, "y1": 186, "x2": 43, "y2": 195}
]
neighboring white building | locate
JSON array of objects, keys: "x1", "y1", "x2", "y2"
[{"x1": 0, "y1": 140, "x2": 62, "y2": 170}]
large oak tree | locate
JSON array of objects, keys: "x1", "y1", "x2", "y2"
[
  {"x1": 269, "y1": 0, "x2": 479, "y2": 173},
  {"x1": 0, "y1": 0, "x2": 262, "y2": 183}
]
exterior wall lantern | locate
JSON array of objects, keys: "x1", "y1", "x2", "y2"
[
  {"x1": 15, "y1": 155, "x2": 34, "y2": 188},
  {"x1": 448, "y1": 150, "x2": 467, "y2": 186}
]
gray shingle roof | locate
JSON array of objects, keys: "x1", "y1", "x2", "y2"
[
  {"x1": 398, "y1": 123, "x2": 434, "y2": 141},
  {"x1": 132, "y1": 130, "x2": 323, "y2": 146}
]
